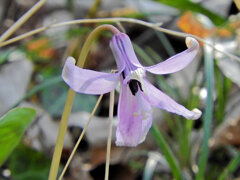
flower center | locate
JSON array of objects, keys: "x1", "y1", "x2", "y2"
[{"x1": 123, "y1": 68, "x2": 146, "y2": 96}]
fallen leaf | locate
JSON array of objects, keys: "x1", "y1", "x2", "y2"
[
  {"x1": 211, "y1": 93, "x2": 240, "y2": 147},
  {"x1": 177, "y1": 11, "x2": 214, "y2": 39}
]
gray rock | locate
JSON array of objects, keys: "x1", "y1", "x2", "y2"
[
  {"x1": 20, "y1": 102, "x2": 73, "y2": 152},
  {"x1": 0, "y1": 55, "x2": 33, "y2": 116},
  {"x1": 43, "y1": 10, "x2": 74, "y2": 47}
]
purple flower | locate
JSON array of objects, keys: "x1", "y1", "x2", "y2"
[{"x1": 62, "y1": 33, "x2": 202, "y2": 147}]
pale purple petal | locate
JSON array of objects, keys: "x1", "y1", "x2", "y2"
[
  {"x1": 110, "y1": 33, "x2": 143, "y2": 68},
  {"x1": 144, "y1": 79, "x2": 202, "y2": 120},
  {"x1": 62, "y1": 57, "x2": 121, "y2": 95},
  {"x1": 145, "y1": 37, "x2": 199, "y2": 75},
  {"x1": 116, "y1": 80, "x2": 152, "y2": 147}
]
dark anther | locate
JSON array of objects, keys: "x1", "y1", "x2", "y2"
[
  {"x1": 129, "y1": 80, "x2": 142, "y2": 96},
  {"x1": 122, "y1": 72, "x2": 125, "y2": 79},
  {"x1": 122, "y1": 72, "x2": 143, "y2": 96}
]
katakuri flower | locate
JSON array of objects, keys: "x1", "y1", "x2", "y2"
[{"x1": 62, "y1": 33, "x2": 202, "y2": 147}]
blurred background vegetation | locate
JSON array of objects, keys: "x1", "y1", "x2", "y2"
[{"x1": 0, "y1": 0, "x2": 240, "y2": 179}]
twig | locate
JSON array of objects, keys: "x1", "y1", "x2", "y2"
[
  {"x1": 0, "y1": 17, "x2": 239, "y2": 63},
  {"x1": 105, "y1": 90, "x2": 115, "y2": 180},
  {"x1": 0, "y1": 0, "x2": 46, "y2": 42},
  {"x1": 58, "y1": 95, "x2": 103, "y2": 180}
]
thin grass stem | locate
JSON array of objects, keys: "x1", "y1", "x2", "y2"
[
  {"x1": 0, "y1": 18, "x2": 239, "y2": 63},
  {"x1": 0, "y1": 0, "x2": 46, "y2": 42},
  {"x1": 58, "y1": 95, "x2": 103, "y2": 180},
  {"x1": 104, "y1": 90, "x2": 115, "y2": 180}
]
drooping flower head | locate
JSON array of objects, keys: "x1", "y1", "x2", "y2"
[{"x1": 62, "y1": 33, "x2": 202, "y2": 147}]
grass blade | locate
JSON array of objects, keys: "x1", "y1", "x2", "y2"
[
  {"x1": 133, "y1": 43, "x2": 155, "y2": 65},
  {"x1": 218, "y1": 152, "x2": 240, "y2": 180},
  {"x1": 195, "y1": 41, "x2": 214, "y2": 180},
  {"x1": 151, "y1": 125, "x2": 183, "y2": 180}
]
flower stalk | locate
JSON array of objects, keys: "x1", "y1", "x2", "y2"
[
  {"x1": 48, "y1": 24, "x2": 120, "y2": 180},
  {"x1": 105, "y1": 90, "x2": 115, "y2": 180},
  {"x1": 58, "y1": 94, "x2": 103, "y2": 180}
]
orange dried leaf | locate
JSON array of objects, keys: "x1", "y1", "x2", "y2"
[
  {"x1": 39, "y1": 48, "x2": 55, "y2": 59},
  {"x1": 177, "y1": 11, "x2": 214, "y2": 38},
  {"x1": 27, "y1": 38, "x2": 49, "y2": 51}
]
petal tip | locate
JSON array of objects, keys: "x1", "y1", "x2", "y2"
[
  {"x1": 185, "y1": 37, "x2": 197, "y2": 48},
  {"x1": 66, "y1": 56, "x2": 76, "y2": 64},
  {"x1": 189, "y1": 108, "x2": 202, "y2": 120},
  {"x1": 115, "y1": 140, "x2": 138, "y2": 147}
]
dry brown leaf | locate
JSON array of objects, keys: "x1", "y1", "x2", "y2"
[{"x1": 211, "y1": 94, "x2": 240, "y2": 148}]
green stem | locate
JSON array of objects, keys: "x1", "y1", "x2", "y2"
[
  {"x1": 48, "y1": 24, "x2": 120, "y2": 180},
  {"x1": 195, "y1": 42, "x2": 214, "y2": 180},
  {"x1": 151, "y1": 125, "x2": 183, "y2": 180}
]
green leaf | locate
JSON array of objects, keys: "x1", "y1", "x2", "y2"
[
  {"x1": 0, "y1": 107, "x2": 36, "y2": 166},
  {"x1": 218, "y1": 152, "x2": 240, "y2": 180},
  {"x1": 196, "y1": 43, "x2": 214, "y2": 180},
  {"x1": 151, "y1": 125, "x2": 183, "y2": 180},
  {"x1": 155, "y1": 0, "x2": 226, "y2": 25},
  {"x1": 0, "y1": 49, "x2": 12, "y2": 65},
  {"x1": 8, "y1": 144, "x2": 52, "y2": 180}
]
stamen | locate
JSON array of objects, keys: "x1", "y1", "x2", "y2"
[
  {"x1": 122, "y1": 72, "x2": 125, "y2": 79},
  {"x1": 129, "y1": 80, "x2": 139, "y2": 95},
  {"x1": 124, "y1": 68, "x2": 146, "y2": 95}
]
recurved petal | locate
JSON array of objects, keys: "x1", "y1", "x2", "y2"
[
  {"x1": 116, "y1": 80, "x2": 152, "y2": 147},
  {"x1": 62, "y1": 57, "x2": 120, "y2": 95},
  {"x1": 110, "y1": 33, "x2": 143, "y2": 68},
  {"x1": 144, "y1": 79, "x2": 202, "y2": 120},
  {"x1": 145, "y1": 37, "x2": 199, "y2": 75}
]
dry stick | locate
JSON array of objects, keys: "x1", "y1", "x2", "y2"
[
  {"x1": 116, "y1": 21, "x2": 126, "y2": 33},
  {"x1": 48, "y1": 89, "x2": 76, "y2": 180},
  {"x1": 58, "y1": 95, "x2": 103, "y2": 180},
  {"x1": 0, "y1": 17, "x2": 239, "y2": 63},
  {"x1": 0, "y1": 0, "x2": 46, "y2": 42},
  {"x1": 48, "y1": 24, "x2": 120, "y2": 180},
  {"x1": 105, "y1": 90, "x2": 115, "y2": 180}
]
